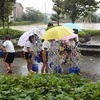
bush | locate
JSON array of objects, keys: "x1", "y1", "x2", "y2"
[
  {"x1": 0, "y1": 73, "x2": 100, "y2": 100},
  {"x1": 0, "y1": 28, "x2": 24, "y2": 39},
  {"x1": 10, "y1": 21, "x2": 32, "y2": 26},
  {"x1": 79, "y1": 29, "x2": 100, "y2": 37}
]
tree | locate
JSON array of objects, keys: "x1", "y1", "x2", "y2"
[
  {"x1": 52, "y1": 0, "x2": 64, "y2": 25},
  {"x1": 22, "y1": 7, "x2": 44, "y2": 23},
  {"x1": 63, "y1": 0, "x2": 100, "y2": 23},
  {"x1": 0, "y1": 0, "x2": 15, "y2": 28}
]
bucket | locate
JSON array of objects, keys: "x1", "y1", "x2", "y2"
[
  {"x1": 58, "y1": 66, "x2": 63, "y2": 74},
  {"x1": 32, "y1": 64, "x2": 38, "y2": 72},
  {"x1": 69, "y1": 66, "x2": 80, "y2": 74},
  {"x1": 35, "y1": 55, "x2": 42, "y2": 63},
  {"x1": 69, "y1": 67, "x2": 75, "y2": 73},
  {"x1": 0, "y1": 50, "x2": 4, "y2": 56},
  {"x1": 74, "y1": 66, "x2": 80, "y2": 74},
  {"x1": 54, "y1": 66, "x2": 63, "y2": 74}
]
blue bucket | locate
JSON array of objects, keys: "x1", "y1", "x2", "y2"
[
  {"x1": 0, "y1": 50, "x2": 4, "y2": 56},
  {"x1": 32, "y1": 64, "x2": 38, "y2": 72},
  {"x1": 74, "y1": 66, "x2": 80, "y2": 74},
  {"x1": 58, "y1": 66, "x2": 63, "y2": 74},
  {"x1": 54, "y1": 66, "x2": 63, "y2": 74},
  {"x1": 69, "y1": 66, "x2": 80, "y2": 74},
  {"x1": 69, "y1": 67, "x2": 75, "y2": 73},
  {"x1": 35, "y1": 55, "x2": 42, "y2": 63},
  {"x1": 49, "y1": 62, "x2": 54, "y2": 68}
]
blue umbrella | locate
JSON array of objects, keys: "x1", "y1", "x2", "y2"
[{"x1": 62, "y1": 23, "x2": 82, "y2": 31}]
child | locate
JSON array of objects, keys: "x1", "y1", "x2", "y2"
[
  {"x1": 0, "y1": 36, "x2": 15, "y2": 74},
  {"x1": 41, "y1": 41, "x2": 51, "y2": 73},
  {"x1": 22, "y1": 35, "x2": 36, "y2": 73}
]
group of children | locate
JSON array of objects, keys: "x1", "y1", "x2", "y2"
[
  {"x1": 0, "y1": 35, "x2": 50, "y2": 74},
  {"x1": 0, "y1": 27, "x2": 80, "y2": 74}
]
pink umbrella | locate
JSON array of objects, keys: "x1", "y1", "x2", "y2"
[{"x1": 62, "y1": 33, "x2": 78, "y2": 42}]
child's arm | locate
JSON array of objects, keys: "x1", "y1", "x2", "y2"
[
  {"x1": 0, "y1": 45, "x2": 6, "y2": 51},
  {"x1": 27, "y1": 47, "x2": 36, "y2": 57}
]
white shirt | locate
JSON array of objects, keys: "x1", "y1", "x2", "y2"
[
  {"x1": 22, "y1": 41, "x2": 34, "y2": 52},
  {"x1": 42, "y1": 41, "x2": 51, "y2": 51},
  {"x1": 2, "y1": 40, "x2": 15, "y2": 52}
]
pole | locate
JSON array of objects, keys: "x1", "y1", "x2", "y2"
[{"x1": 44, "y1": 2, "x2": 47, "y2": 24}]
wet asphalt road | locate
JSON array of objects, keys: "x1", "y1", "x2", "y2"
[{"x1": 0, "y1": 56, "x2": 100, "y2": 76}]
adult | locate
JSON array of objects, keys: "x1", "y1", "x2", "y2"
[
  {"x1": 22, "y1": 35, "x2": 36, "y2": 73},
  {"x1": 0, "y1": 36, "x2": 15, "y2": 74}
]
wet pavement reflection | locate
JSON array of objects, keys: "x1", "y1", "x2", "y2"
[
  {"x1": 79, "y1": 56, "x2": 100, "y2": 75},
  {"x1": 0, "y1": 56, "x2": 100, "y2": 76}
]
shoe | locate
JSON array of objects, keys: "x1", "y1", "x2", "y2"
[
  {"x1": 6, "y1": 69, "x2": 12, "y2": 74},
  {"x1": 29, "y1": 70, "x2": 36, "y2": 74}
]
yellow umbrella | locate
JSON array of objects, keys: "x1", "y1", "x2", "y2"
[{"x1": 42, "y1": 26, "x2": 74, "y2": 40}]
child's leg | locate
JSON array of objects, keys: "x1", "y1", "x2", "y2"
[
  {"x1": 41, "y1": 63, "x2": 46, "y2": 73},
  {"x1": 4, "y1": 62, "x2": 10, "y2": 70},
  {"x1": 45, "y1": 62, "x2": 48, "y2": 73},
  {"x1": 27, "y1": 59, "x2": 33, "y2": 72}
]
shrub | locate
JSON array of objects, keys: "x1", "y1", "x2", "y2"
[
  {"x1": 79, "y1": 29, "x2": 100, "y2": 37},
  {"x1": 10, "y1": 21, "x2": 31, "y2": 26},
  {"x1": 0, "y1": 28, "x2": 24, "y2": 39}
]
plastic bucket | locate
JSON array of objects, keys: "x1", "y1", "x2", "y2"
[
  {"x1": 74, "y1": 66, "x2": 80, "y2": 74},
  {"x1": 35, "y1": 55, "x2": 42, "y2": 63},
  {"x1": 32, "y1": 64, "x2": 38, "y2": 72},
  {"x1": 69, "y1": 67, "x2": 75, "y2": 73},
  {"x1": 0, "y1": 50, "x2": 4, "y2": 56},
  {"x1": 58, "y1": 66, "x2": 63, "y2": 74},
  {"x1": 69, "y1": 66, "x2": 80, "y2": 74}
]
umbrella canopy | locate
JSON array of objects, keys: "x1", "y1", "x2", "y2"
[
  {"x1": 62, "y1": 33, "x2": 78, "y2": 42},
  {"x1": 41, "y1": 26, "x2": 74, "y2": 41},
  {"x1": 18, "y1": 27, "x2": 45, "y2": 47},
  {"x1": 62, "y1": 23, "x2": 82, "y2": 31}
]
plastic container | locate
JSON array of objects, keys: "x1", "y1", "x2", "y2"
[
  {"x1": 49, "y1": 62, "x2": 54, "y2": 68},
  {"x1": 0, "y1": 50, "x2": 4, "y2": 56},
  {"x1": 35, "y1": 55, "x2": 42, "y2": 63},
  {"x1": 58, "y1": 66, "x2": 63, "y2": 74},
  {"x1": 32, "y1": 64, "x2": 38, "y2": 72},
  {"x1": 69, "y1": 66, "x2": 80, "y2": 74},
  {"x1": 74, "y1": 66, "x2": 80, "y2": 74},
  {"x1": 54, "y1": 66, "x2": 63, "y2": 74},
  {"x1": 69, "y1": 67, "x2": 75, "y2": 74},
  {"x1": 54, "y1": 66, "x2": 58, "y2": 72}
]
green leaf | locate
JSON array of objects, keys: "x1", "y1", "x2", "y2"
[
  {"x1": 20, "y1": 93, "x2": 27, "y2": 98},
  {"x1": 25, "y1": 96, "x2": 31, "y2": 100}
]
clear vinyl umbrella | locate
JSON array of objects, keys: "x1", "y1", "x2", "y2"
[{"x1": 18, "y1": 27, "x2": 45, "y2": 47}]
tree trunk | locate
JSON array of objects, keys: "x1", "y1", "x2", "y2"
[
  {"x1": 57, "y1": 15, "x2": 59, "y2": 26},
  {"x1": 7, "y1": 20, "x2": 10, "y2": 28},
  {"x1": 71, "y1": 18, "x2": 75, "y2": 23},
  {"x1": 2, "y1": 21, "x2": 5, "y2": 28}
]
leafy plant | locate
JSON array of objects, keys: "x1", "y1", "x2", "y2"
[
  {"x1": 0, "y1": 28, "x2": 24, "y2": 39},
  {"x1": 0, "y1": 74, "x2": 100, "y2": 100},
  {"x1": 79, "y1": 29, "x2": 100, "y2": 37}
]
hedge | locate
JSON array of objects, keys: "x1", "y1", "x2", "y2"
[
  {"x1": 79, "y1": 29, "x2": 100, "y2": 37},
  {"x1": 0, "y1": 28, "x2": 24, "y2": 39}
]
